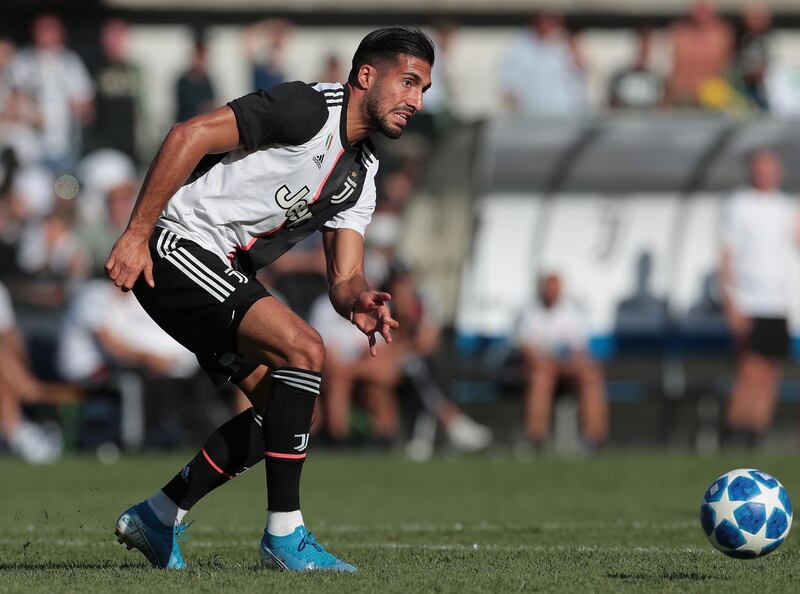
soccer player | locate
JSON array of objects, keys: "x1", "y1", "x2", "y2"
[{"x1": 106, "y1": 27, "x2": 433, "y2": 571}]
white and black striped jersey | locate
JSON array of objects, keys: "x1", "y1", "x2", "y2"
[{"x1": 158, "y1": 81, "x2": 378, "y2": 276}]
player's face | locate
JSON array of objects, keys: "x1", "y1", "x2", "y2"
[{"x1": 365, "y1": 55, "x2": 432, "y2": 139}]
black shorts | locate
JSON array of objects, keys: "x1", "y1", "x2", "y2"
[
  {"x1": 133, "y1": 227, "x2": 269, "y2": 385},
  {"x1": 747, "y1": 317, "x2": 790, "y2": 359}
]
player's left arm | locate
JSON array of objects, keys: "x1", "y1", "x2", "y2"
[{"x1": 322, "y1": 228, "x2": 398, "y2": 356}]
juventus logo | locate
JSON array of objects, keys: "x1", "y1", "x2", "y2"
[
  {"x1": 331, "y1": 177, "x2": 357, "y2": 204},
  {"x1": 293, "y1": 433, "x2": 309, "y2": 452},
  {"x1": 225, "y1": 269, "x2": 249, "y2": 284}
]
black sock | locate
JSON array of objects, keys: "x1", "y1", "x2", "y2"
[
  {"x1": 162, "y1": 408, "x2": 265, "y2": 510},
  {"x1": 263, "y1": 367, "x2": 320, "y2": 512}
]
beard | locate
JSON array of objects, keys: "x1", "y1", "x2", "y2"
[{"x1": 364, "y1": 88, "x2": 403, "y2": 139}]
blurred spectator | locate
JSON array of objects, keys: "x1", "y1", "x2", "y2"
[
  {"x1": 0, "y1": 280, "x2": 63, "y2": 463},
  {"x1": 8, "y1": 14, "x2": 94, "y2": 172},
  {"x1": 86, "y1": 19, "x2": 142, "y2": 162},
  {"x1": 515, "y1": 272, "x2": 608, "y2": 449},
  {"x1": 384, "y1": 261, "x2": 491, "y2": 458},
  {"x1": 667, "y1": 0, "x2": 734, "y2": 107},
  {"x1": 175, "y1": 35, "x2": 215, "y2": 122},
  {"x1": 7, "y1": 165, "x2": 55, "y2": 225},
  {"x1": 15, "y1": 192, "x2": 90, "y2": 306},
  {"x1": 76, "y1": 148, "x2": 137, "y2": 227},
  {"x1": 0, "y1": 35, "x2": 14, "y2": 109},
  {"x1": 608, "y1": 28, "x2": 665, "y2": 110},
  {"x1": 423, "y1": 22, "x2": 457, "y2": 119},
  {"x1": 405, "y1": 22, "x2": 458, "y2": 142},
  {"x1": 719, "y1": 149, "x2": 800, "y2": 449},
  {"x1": 311, "y1": 262, "x2": 490, "y2": 454},
  {"x1": 500, "y1": 11, "x2": 588, "y2": 118},
  {"x1": 316, "y1": 52, "x2": 344, "y2": 84},
  {"x1": 58, "y1": 279, "x2": 198, "y2": 384},
  {"x1": 317, "y1": 277, "x2": 407, "y2": 444},
  {"x1": 734, "y1": 2, "x2": 772, "y2": 111},
  {"x1": 76, "y1": 153, "x2": 137, "y2": 276},
  {"x1": 0, "y1": 88, "x2": 43, "y2": 166},
  {"x1": 243, "y1": 19, "x2": 290, "y2": 91},
  {"x1": 58, "y1": 280, "x2": 206, "y2": 447},
  {"x1": 0, "y1": 36, "x2": 41, "y2": 164}
]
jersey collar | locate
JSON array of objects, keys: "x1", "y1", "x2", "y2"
[{"x1": 339, "y1": 84, "x2": 360, "y2": 155}]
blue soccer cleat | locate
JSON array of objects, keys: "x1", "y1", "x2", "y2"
[
  {"x1": 114, "y1": 502, "x2": 190, "y2": 569},
  {"x1": 260, "y1": 525, "x2": 357, "y2": 572}
]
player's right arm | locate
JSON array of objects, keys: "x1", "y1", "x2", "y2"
[{"x1": 105, "y1": 106, "x2": 243, "y2": 291}]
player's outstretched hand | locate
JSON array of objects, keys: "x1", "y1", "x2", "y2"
[
  {"x1": 105, "y1": 231, "x2": 154, "y2": 292},
  {"x1": 351, "y1": 291, "x2": 400, "y2": 357}
]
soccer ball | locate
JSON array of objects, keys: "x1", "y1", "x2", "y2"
[{"x1": 700, "y1": 468, "x2": 792, "y2": 558}]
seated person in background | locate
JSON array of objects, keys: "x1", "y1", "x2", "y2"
[
  {"x1": 58, "y1": 279, "x2": 198, "y2": 384},
  {"x1": 310, "y1": 292, "x2": 398, "y2": 443},
  {"x1": 0, "y1": 280, "x2": 63, "y2": 463},
  {"x1": 311, "y1": 260, "x2": 491, "y2": 453},
  {"x1": 515, "y1": 272, "x2": 608, "y2": 449},
  {"x1": 608, "y1": 28, "x2": 664, "y2": 110},
  {"x1": 58, "y1": 279, "x2": 204, "y2": 447}
]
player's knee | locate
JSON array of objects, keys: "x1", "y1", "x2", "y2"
[{"x1": 285, "y1": 328, "x2": 326, "y2": 372}]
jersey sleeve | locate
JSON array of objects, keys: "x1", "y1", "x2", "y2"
[
  {"x1": 323, "y1": 163, "x2": 378, "y2": 237},
  {"x1": 227, "y1": 81, "x2": 328, "y2": 151}
]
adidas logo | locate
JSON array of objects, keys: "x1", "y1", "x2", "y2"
[{"x1": 312, "y1": 154, "x2": 325, "y2": 169}]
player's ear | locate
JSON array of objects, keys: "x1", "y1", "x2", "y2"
[{"x1": 356, "y1": 64, "x2": 378, "y2": 90}]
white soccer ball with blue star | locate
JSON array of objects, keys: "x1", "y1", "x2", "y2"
[{"x1": 700, "y1": 468, "x2": 792, "y2": 558}]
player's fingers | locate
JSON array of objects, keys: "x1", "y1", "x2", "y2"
[
  {"x1": 107, "y1": 261, "x2": 121, "y2": 281},
  {"x1": 122, "y1": 273, "x2": 136, "y2": 292},
  {"x1": 380, "y1": 323, "x2": 393, "y2": 344},
  {"x1": 375, "y1": 291, "x2": 392, "y2": 303},
  {"x1": 379, "y1": 309, "x2": 400, "y2": 329},
  {"x1": 368, "y1": 332, "x2": 377, "y2": 357},
  {"x1": 144, "y1": 261, "x2": 155, "y2": 288},
  {"x1": 111, "y1": 266, "x2": 125, "y2": 286},
  {"x1": 104, "y1": 255, "x2": 116, "y2": 276}
]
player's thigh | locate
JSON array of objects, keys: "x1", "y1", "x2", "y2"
[
  {"x1": 236, "y1": 295, "x2": 325, "y2": 368},
  {"x1": 133, "y1": 228, "x2": 269, "y2": 386}
]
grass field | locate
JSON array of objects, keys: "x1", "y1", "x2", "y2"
[{"x1": 0, "y1": 450, "x2": 798, "y2": 593}]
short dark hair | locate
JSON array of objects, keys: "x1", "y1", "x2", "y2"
[{"x1": 348, "y1": 27, "x2": 435, "y2": 85}]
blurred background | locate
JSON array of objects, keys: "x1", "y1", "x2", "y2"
[{"x1": 3, "y1": 0, "x2": 800, "y2": 465}]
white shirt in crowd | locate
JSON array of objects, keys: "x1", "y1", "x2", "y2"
[
  {"x1": 515, "y1": 297, "x2": 590, "y2": 358},
  {"x1": 58, "y1": 280, "x2": 198, "y2": 381},
  {"x1": 501, "y1": 29, "x2": 588, "y2": 117},
  {"x1": 720, "y1": 186, "x2": 799, "y2": 318},
  {"x1": 9, "y1": 47, "x2": 94, "y2": 162},
  {"x1": 309, "y1": 294, "x2": 365, "y2": 364}
]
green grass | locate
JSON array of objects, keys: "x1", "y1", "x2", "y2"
[{"x1": 0, "y1": 450, "x2": 798, "y2": 593}]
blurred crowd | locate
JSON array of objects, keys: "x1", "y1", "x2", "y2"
[
  {"x1": 0, "y1": 1, "x2": 797, "y2": 462},
  {"x1": 502, "y1": 0, "x2": 794, "y2": 116}
]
